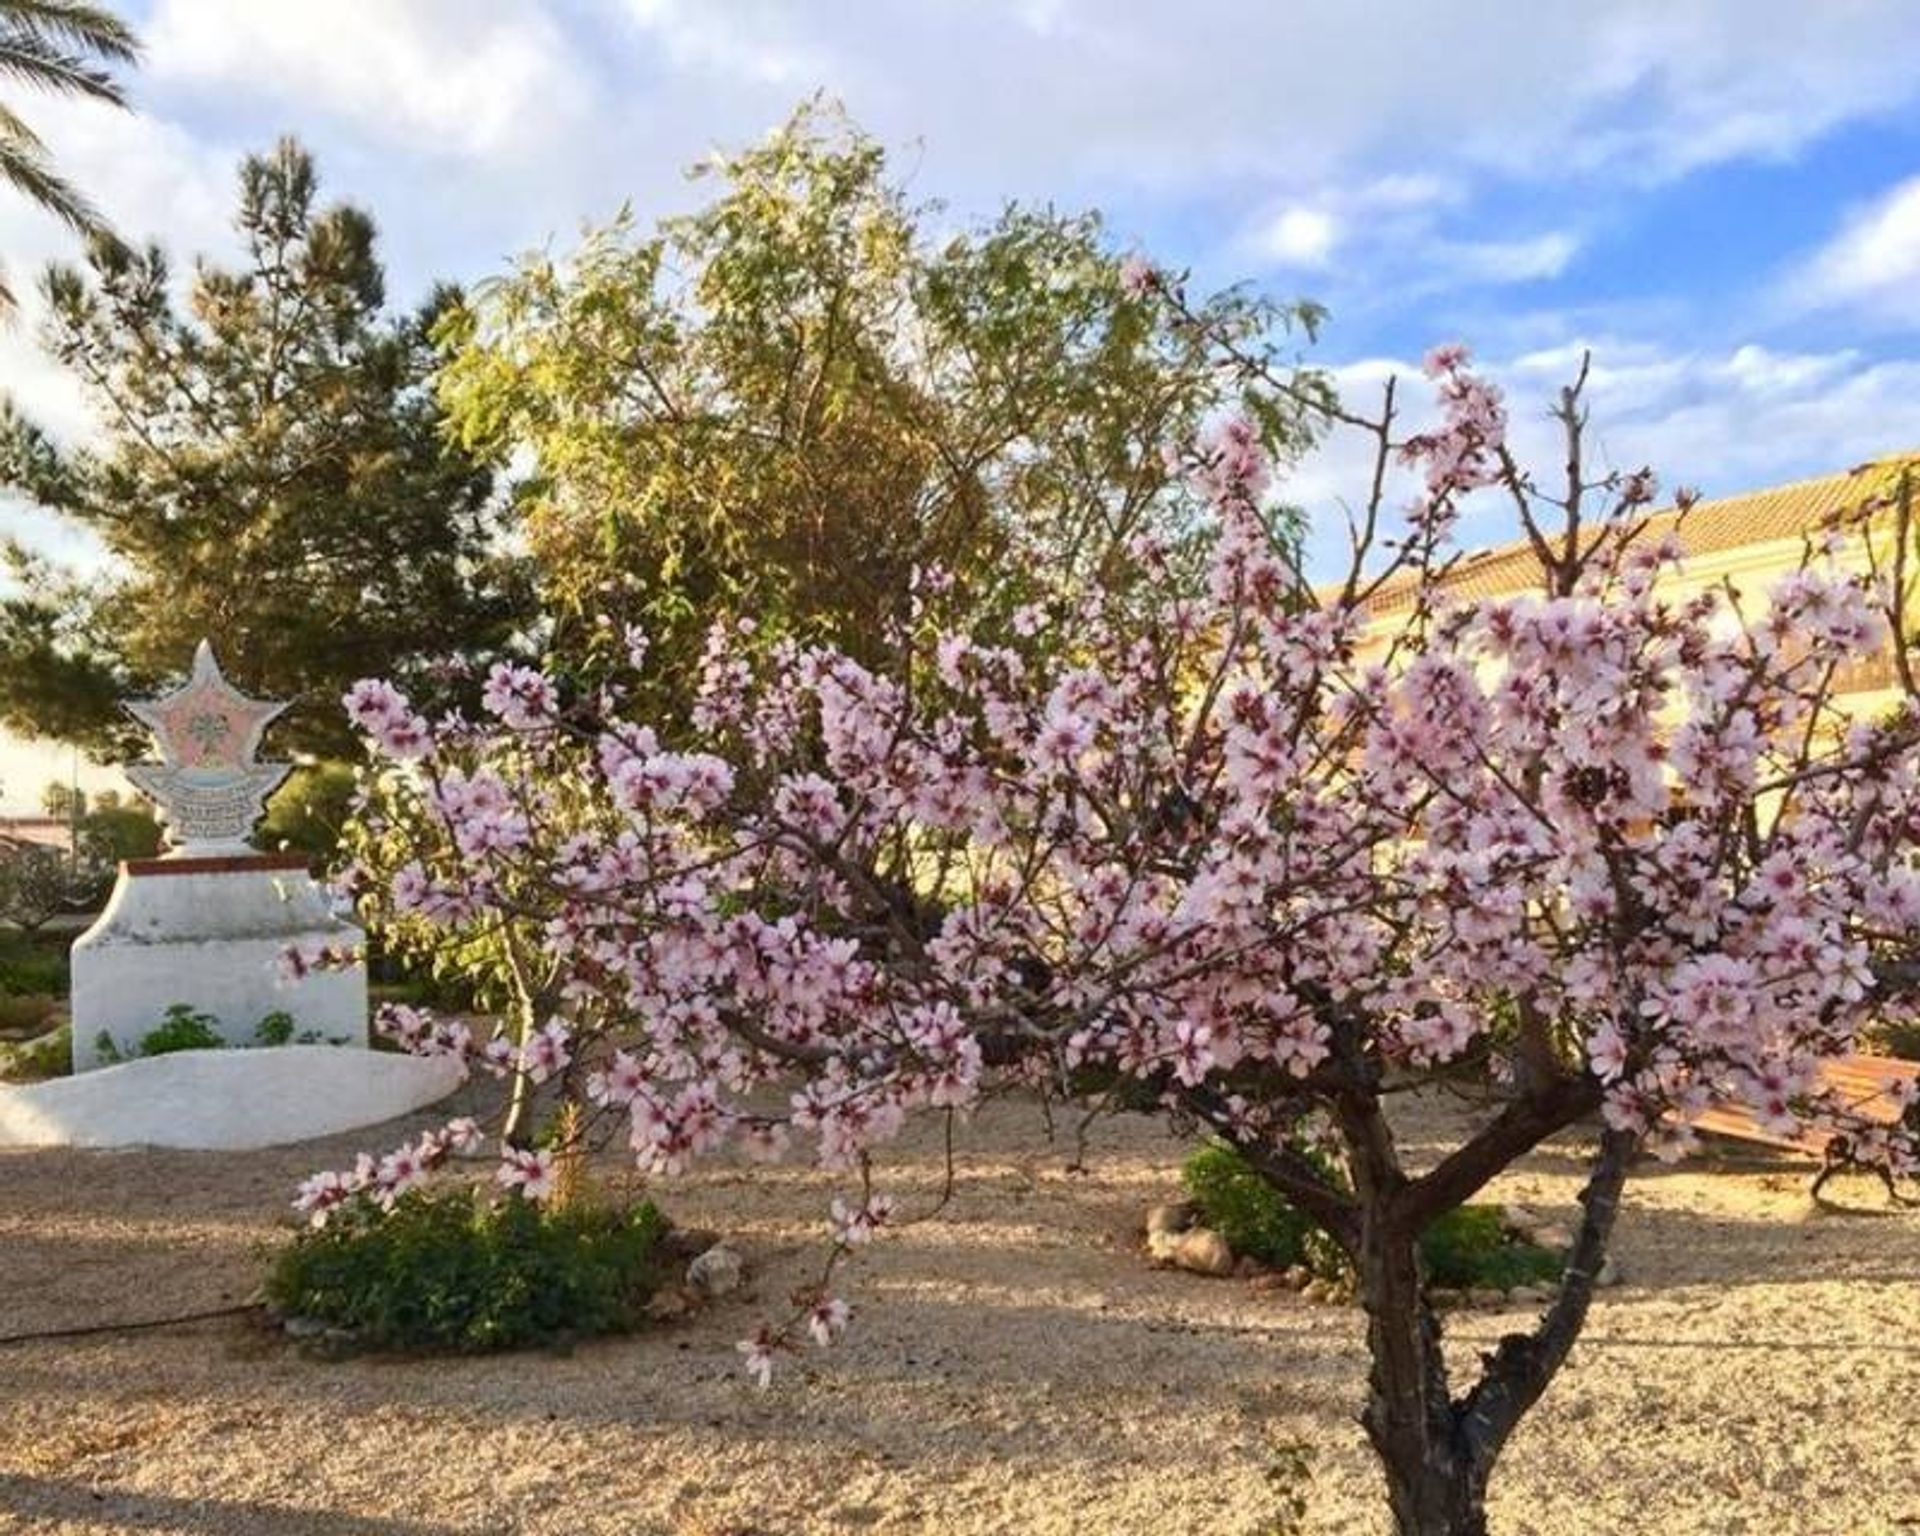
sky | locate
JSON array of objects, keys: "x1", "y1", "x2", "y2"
[{"x1": 2, "y1": 0, "x2": 1920, "y2": 803}]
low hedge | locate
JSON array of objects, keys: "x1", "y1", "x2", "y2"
[{"x1": 265, "y1": 1187, "x2": 671, "y2": 1352}]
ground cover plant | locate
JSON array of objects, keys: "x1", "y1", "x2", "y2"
[
  {"x1": 302, "y1": 276, "x2": 1920, "y2": 1535},
  {"x1": 132, "y1": 1003, "x2": 223, "y2": 1056},
  {"x1": 267, "y1": 1179, "x2": 670, "y2": 1353},
  {"x1": 0, "y1": 930, "x2": 69, "y2": 996},
  {"x1": 87, "y1": 1004, "x2": 349, "y2": 1065}
]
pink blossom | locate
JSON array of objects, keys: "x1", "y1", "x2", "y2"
[
  {"x1": 737, "y1": 1329, "x2": 779, "y2": 1388},
  {"x1": 806, "y1": 1297, "x2": 851, "y2": 1347},
  {"x1": 1118, "y1": 253, "x2": 1157, "y2": 297},
  {"x1": 496, "y1": 1148, "x2": 556, "y2": 1201},
  {"x1": 481, "y1": 662, "x2": 559, "y2": 730}
]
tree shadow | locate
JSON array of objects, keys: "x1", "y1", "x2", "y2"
[{"x1": 0, "y1": 1474, "x2": 489, "y2": 1536}]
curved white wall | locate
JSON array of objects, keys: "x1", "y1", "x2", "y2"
[{"x1": 0, "y1": 1046, "x2": 463, "y2": 1150}]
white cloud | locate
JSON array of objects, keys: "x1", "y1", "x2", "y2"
[
  {"x1": 1791, "y1": 174, "x2": 1920, "y2": 328},
  {"x1": 1433, "y1": 231, "x2": 1579, "y2": 284},
  {"x1": 147, "y1": 0, "x2": 593, "y2": 161},
  {"x1": 1257, "y1": 206, "x2": 1340, "y2": 267},
  {"x1": 577, "y1": 1, "x2": 1920, "y2": 201},
  {"x1": 620, "y1": 0, "x2": 839, "y2": 86}
]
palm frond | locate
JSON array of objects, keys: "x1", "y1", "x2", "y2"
[
  {"x1": 0, "y1": 124, "x2": 102, "y2": 232},
  {"x1": 0, "y1": 1, "x2": 137, "y2": 63},
  {"x1": 0, "y1": 95, "x2": 42, "y2": 149},
  {"x1": 0, "y1": 23, "x2": 129, "y2": 104}
]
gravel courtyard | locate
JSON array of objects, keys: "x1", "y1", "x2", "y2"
[{"x1": 2, "y1": 1092, "x2": 1916, "y2": 1536}]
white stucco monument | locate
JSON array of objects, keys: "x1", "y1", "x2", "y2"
[{"x1": 69, "y1": 641, "x2": 370, "y2": 1070}]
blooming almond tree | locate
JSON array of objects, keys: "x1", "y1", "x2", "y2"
[{"x1": 309, "y1": 304, "x2": 1920, "y2": 1535}]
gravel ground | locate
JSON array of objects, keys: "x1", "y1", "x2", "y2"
[{"x1": 1, "y1": 1087, "x2": 1917, "y2": 1536}]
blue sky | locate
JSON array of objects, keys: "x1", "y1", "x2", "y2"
[{"x1": 2, "y1": 0, "x2": 1920, "y2": 799}]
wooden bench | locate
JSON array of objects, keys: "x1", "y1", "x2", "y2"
[{"x1": 1689, "y1": 1053, "x2": 1918, "y2": 1202}]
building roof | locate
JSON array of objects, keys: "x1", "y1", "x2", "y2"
[
  {"x1": 0, "y1": 816, "x2": 74, "y2": 852},
  {"x1": 1356, "y1": 451, "x2": 1920, "y2": 621}
]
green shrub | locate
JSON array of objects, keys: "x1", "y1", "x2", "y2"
[
  {"x1": 254, "y1": 1010, "x2": 297, "y2": 1046},
  {"x1": 1418, "y1": 1204, "x2": 1562, "y2": 1290},
  {"x1": 0, "y1": 992, "x2": 59, "y2": 1039},
  {"x1": 265, "y1": 1187, "x2": 672, "y2": 1352},
  {"x1": 1869, "y1": 1018, "x2": 1920, "y2": 1062},
  {"x1": 1183, "y1": 1140, "x2": 1564, "y2": 1291},
  {"x1": 1183, "y1": 1139, "x2": 1326, "y2": 1268},
  {"x1": 138, "y1": 1003, "x2": 225, "y2": 1055},
  {"x1": 0, "y1": 936, "x2": 68, "y2": 998}
]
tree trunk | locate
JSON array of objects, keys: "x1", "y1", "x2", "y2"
[
  {"x1": 1359, "y1": 1128, "x2": 1639, "y2": 1535},
  {"x1": 499, "y1": 983, "x2": 538, "y2": 1148},
  {"x1": 1358, "y1": 1217, "x2": 1487, "y2": 1536},
  {"x1": 497, "y1": 927, "x2": 551, "y2": 1150}
]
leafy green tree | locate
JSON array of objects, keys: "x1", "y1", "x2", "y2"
[
  {"x1": 77, "y1": 794, "x2": 155, "y2": 862},
  {"x1": 0, "y1": 0, "x2": 139, "y2": 310},
  {"x1": 0, "y1": 840, "x2": 72, "y2": 929},
  {"x1": 259, "y1": 760, "x2": 357, "y2": 865},
  {"x1": 0, "y1": 137, "x2": 532, "y2": 758},
  {"x1": 437, "y1": 100, "x2": 1326, "y2": 712}
]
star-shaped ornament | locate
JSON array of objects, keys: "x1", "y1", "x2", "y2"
[{"x1": 123, "y1": 640, "x2": 291, "y2": 854}]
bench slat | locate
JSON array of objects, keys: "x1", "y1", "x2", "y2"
[{"x1": 1687, "y1": 1053, "x2": 1914, "y2": 1160}]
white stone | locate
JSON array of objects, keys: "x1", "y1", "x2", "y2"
[
  {"x1": 1150, "y1": 1226, "x2": 1236, "y2": 1276},
  {"x1": 686, "y1": 1245, "x2": 744, "y2": 1297},
  {"x1": 71, "y1": 858, "x2": 367, "y2": 1070},
  {"x1": 0, "y1": 1045, "x2": 463, "y2": 1150}
]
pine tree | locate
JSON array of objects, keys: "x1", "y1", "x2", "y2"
[{"x1": 0, "y1": 138, "x2": 532, "y2": 758}]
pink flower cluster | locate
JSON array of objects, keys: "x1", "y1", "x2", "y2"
[{"x1": 294, "y1": 1116, "x2": 483, "y2": 1225}]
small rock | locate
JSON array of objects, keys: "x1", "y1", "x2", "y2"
[
  {"x1": 1249, "y1": 1271, "x2": 1291, "y2": 1293},
  {"x1": 1145, "y1": 1200, "x2": 1198, "y2": 1238},
  {"x1": 1281, "y1": 1265, "x2": 1313, "y2": 1290},
  {"x1": 283, "y1": 1315, "x2": 327, "y2": 1340},
  {"x1": 1533, "y1": 1224, "x2": 1575, "y2": 1251},
  {"x1": 686, "y1": 1244, "x2": 744, "y2": 1298},
  {"x1": 1509, "y1": 1284, "x2": 1554, "y2": 1305},
  {"x1": 1468, "y1": 1287, "x2": 1505, "y2": 1308},
  {"x1": 1502, "y1": 1203, "x2": 1544, "y2": 1232},
  {"x1": 1595, "y1": 1256, "x2": 1623, "y2": 1289},
  {"x1": 1161, "y1": 1226, "x2": 1234, "y2": 1277}
]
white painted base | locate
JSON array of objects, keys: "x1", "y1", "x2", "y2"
[
  {"x1": 0, "y1": 1046, "x2": 464, "y2": 1150},
  {"x1": 71, "y1": 858, "x2": 368, "y2": 1072}
]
